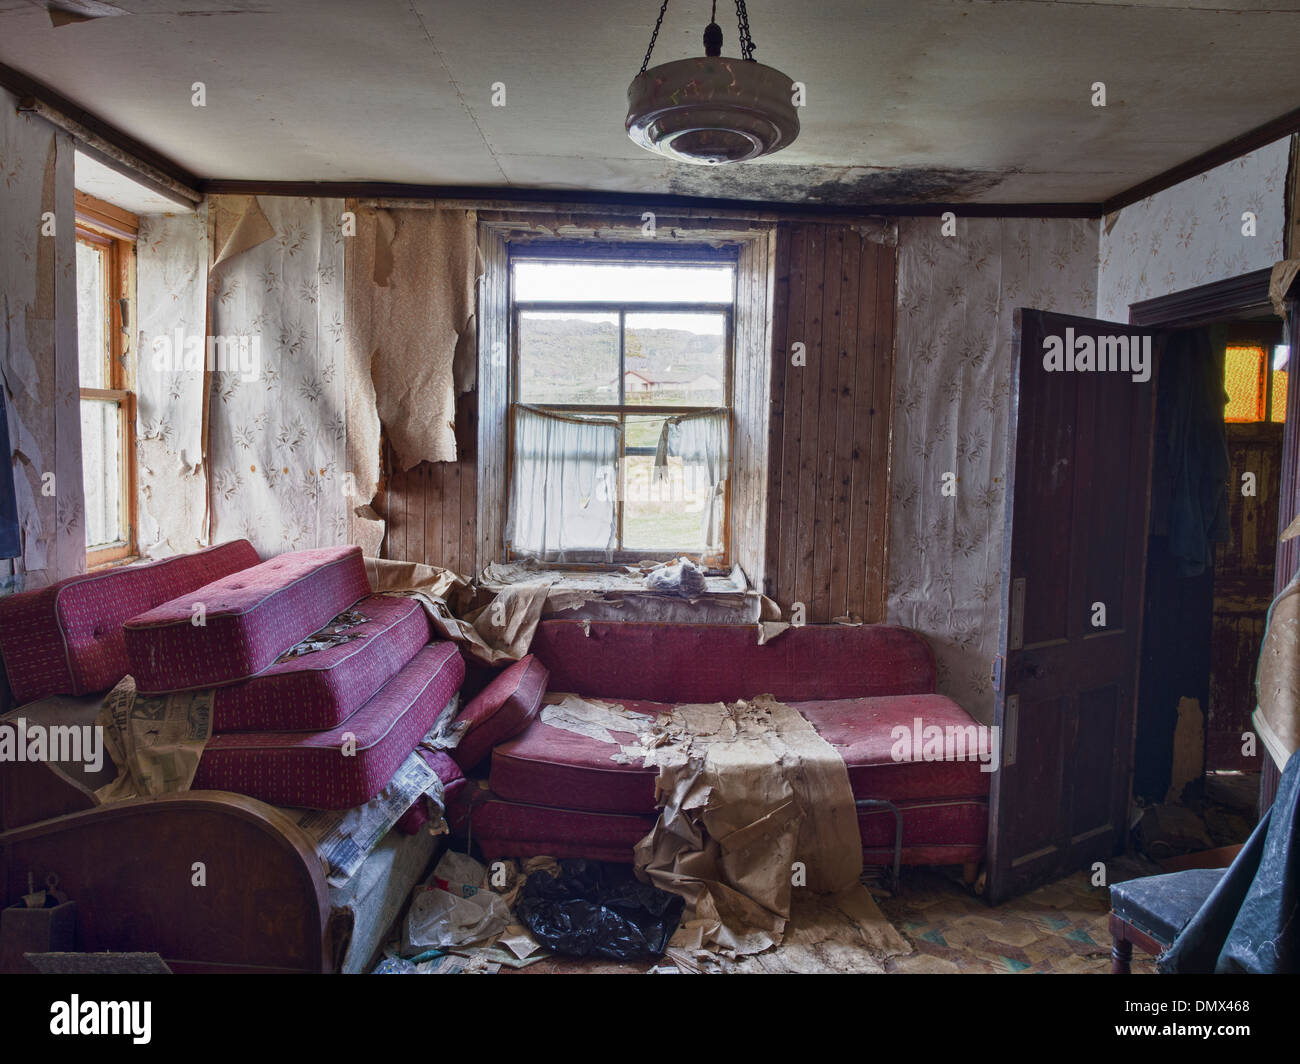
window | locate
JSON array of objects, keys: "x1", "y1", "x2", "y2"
[
  {"x1": 75, "y1": 194, "x2": 137, "y2": 566},
  {"x1": 1224, "y1": 343, "x2": 1288, "y2": 424},
  {"x1": 505, "y1": 250, "x2": 736, "y2": 565}
]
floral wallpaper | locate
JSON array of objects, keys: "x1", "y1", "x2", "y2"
[
  {"x1": 888, "y1": 217, "x2": 1101, "y2": 724},
  {"x1": 207, "y1": 196, "x2": 348, "y2": 557},
  {"x1": 0, "y1": 87, "x2": 84, "y2": 589},
  {"x1": 135, "y1": 207, "x2": 209, "y2": 555},
  {"x1": 1098, "y1": 137, "x2": 1289, "y2": 320}
]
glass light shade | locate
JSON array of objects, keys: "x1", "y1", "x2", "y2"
[{"x1": 626, "y1": 56, "x2": 800, "y2": 165}]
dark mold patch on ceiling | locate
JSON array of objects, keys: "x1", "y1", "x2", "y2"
[{"x1": 662, "y1": 163, "x2": 1012, "y2": 206}]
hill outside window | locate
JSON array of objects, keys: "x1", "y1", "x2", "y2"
[{"x1": 505, "y1": 249, "x2": 735, "y2": 566}]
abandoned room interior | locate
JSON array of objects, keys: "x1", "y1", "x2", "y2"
[{"x1": 0, "y1": 0, "x2": 1297, "y2": 1003}]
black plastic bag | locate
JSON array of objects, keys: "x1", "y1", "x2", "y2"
[{"x1": 515, "y1": 859, "x2": 684, "y2": 960}]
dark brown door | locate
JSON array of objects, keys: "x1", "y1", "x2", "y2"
[{"x1": 986, "y1": 310, "x2": 1159, "y2": 904}]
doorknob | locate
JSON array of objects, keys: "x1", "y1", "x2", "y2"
[{"x1": 1023, "y1": 659, "x2": 1044, "y2": 680}]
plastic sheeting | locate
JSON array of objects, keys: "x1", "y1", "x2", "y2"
[{"x1": 1160, "y1": 749, "x2": 1300, "y2": 973}]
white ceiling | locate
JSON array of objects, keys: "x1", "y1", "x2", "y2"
[
  {"x1": 4, "y1": 0, "x2": 1300, "y2": 206},
  {"x1": 75, "y1": 148, "x2": 188, "y2": 212}
]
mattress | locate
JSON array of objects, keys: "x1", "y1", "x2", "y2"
[
  {"x1": 0, "y1": 539, "x2": 259, "y2": 704},
  {"x1": 211, "y1": 595, "x2": 434, "y2": 733},
  {"x1": 123, "y1": 545, "x2": 371, "y2": 693},
  {"x1": 193, "y1": 642, "x2": 466, "y2": 809},
  {"x1": 488, "y1": 693, "x2": 991, "y2": 814}
]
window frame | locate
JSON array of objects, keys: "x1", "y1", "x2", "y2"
[
  {"x1": 75, "y1": 192, "x2": 138, "y2": 568},
  {"x1": 505, "y1": 245, "x2": 738, "y2": 567}
]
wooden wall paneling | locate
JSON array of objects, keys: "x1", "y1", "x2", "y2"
[
  {"x1": 794, "y1": 225, "x2": 827, "y2": 615},
  {"x1": 774, "y1": 226, "x2": 810, "y2": 610},
  {"x1": 846, "y1": 233, "x2": 879, "y2": 619},
  {"x1": 476, "y1": 228, "x2": 510, "y2": 574},
  {"x1": 827, "y1": 229, "x2": 861, "y2": 620},
  {"x1": 730, "y1": 230, "x2": 774, "y2": 588},
  {"x1": 866, "y1": 240, "x2": 897, "y2": 622},
  {"x1": 811, "y1": 226, "x2": 844, "y2": 623},
  {"x1": 763, "y1": 226, "x2": 793, "y2": 600}
]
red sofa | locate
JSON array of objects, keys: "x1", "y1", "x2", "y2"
[{"x1": 460, "y1": 620, "x2": 991, "y2": 871}]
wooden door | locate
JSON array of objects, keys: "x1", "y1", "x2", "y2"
[{"x1": 987, "y1": 310, "x2": 1159, "y2": 903}]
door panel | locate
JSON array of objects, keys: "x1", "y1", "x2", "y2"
[{"x1": 987, "y1": 310, "x2": 1158, "y2": 903}]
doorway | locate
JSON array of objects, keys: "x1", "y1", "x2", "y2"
[{"x1": 1126, "y1": 277, "x2": 1288, "y2": 863}]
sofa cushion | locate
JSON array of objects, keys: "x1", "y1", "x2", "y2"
[
  {"x1": 193, "y1": 642, "x2": 466, "y2": 809},
  {"x1": 470, "y1": 799, "x2": 656, "y2": 864},
  {"x1": 0, "y1": 540, "x2": 259, "y2": 705},
  {"x1": 124, "y1": 545, "x2": 371, "y2": 693},
  {"x1": 467, "y1": 794, "x2": 988, "y2": 866},
  {"x1": 528, "y1": 621, "x2": 937, "y2": 703},
  {"x1": 449, "y1": 654, "x2": 549, "y2": 773},
  {"x1": 211, "y1": 595, "x2": 434, "y2": 733},
  {"x1": 489, "y1": 693, "x2": 990, "y2": 815},
  {"x1": 793, "y1": 694, "x2": 993, "y2": 801}
]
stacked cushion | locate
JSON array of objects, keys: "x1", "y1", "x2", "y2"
[
  {"x1": 0, "y1": 540, "x2": 259, "y2": 704},
  {"x1": 211, "y1": 594, "x2": 433, "y2": 733},
  {"x1": 123, "y1": 545, "x2": 370, "y2": 693},
  {"x1": 194, "y1": 643, "x2": 466, "y2": 809}
]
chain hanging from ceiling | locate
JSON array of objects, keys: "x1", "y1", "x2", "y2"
[{"x1": 639, "y1": 0, "x2": 758, "y2": 74}]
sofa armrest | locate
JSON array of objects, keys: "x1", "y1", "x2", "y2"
[{"x1": 450, "y1": 655, "x2": 549, "y2": 773}]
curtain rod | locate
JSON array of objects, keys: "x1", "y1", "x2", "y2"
[{"x1": 17, "y1": 96, "x2": 203, "y2": 207}]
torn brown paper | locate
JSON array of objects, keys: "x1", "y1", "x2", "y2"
[
  {"x1": 1254, "y1": 567, "x2": 1300, "y2": 770},
  {"x1": 539, "y1": 692, "x2": 652, "y2": 745},
  {"x1": 363, "y1": 555, "x2": 551, "y2": 666},
  {"x1": 348, "y1": 206, "x2": 480, "y2": 473},
  {"x1": 632, "y1": 695, "x2": 863, "y2": 955},
  {"x1": 1270, "y1": 258, "x2": 1300, "y2": 318},
  {"x1": 210, "y1": 195, "x2": 276, "y2": 271}
]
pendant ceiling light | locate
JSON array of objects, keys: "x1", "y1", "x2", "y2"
[{"x1": 626, "y1": 1, "x2": 799, "y2": 165}]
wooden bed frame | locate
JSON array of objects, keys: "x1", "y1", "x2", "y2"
[{"x1": 1, "y1": 757, "x2": 350, "y2": 973}]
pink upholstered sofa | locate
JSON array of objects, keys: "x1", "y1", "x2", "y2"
[{"x1": 454, "y1": 620, "x2": 992, "y2": 876}]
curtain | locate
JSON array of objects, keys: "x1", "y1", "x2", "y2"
[
  {"x1": 654, "y1": 409, "x2": 730, "y2": 552},
  {"x1": 507, "y1": 406, "x2": 620, "y2": 560}
]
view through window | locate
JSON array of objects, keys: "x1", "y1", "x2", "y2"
[
  {"x1": 507, "y1": 255, "x2": 735, "y2": 562},
  {"x1": 75, "y1": 213, "x2": 136, "y2": 565}
]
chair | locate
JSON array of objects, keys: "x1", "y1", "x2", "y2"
[{"x1": 1108, "y1": 868, "x2": 1227, "y2": 973}]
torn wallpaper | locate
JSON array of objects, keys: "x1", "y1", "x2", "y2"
[
  {"x1": 0, "y1": 88, "x2": 85, "y2": 588},
  {"x1": 346, "y1": 205, "x2": 479, "y2": 481},
  {"x1": 135, "y1": 205, "x2": 208, "y2": 555},
  {"x1": 889, "y1": 217, "x2": 1100, "y2": 724},
  {"x1": 206, "y1": 195, "x2": 348, "y2": 556}
]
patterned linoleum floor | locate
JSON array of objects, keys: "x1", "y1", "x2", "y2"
[
  {"x1": 497, "y1": 858, "x2": 1162, "y2": 975},
  {"x1": 877, "y1": 859, "x2": 1159, "y2": 974}
]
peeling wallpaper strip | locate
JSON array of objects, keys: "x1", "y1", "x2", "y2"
[{"x1": 0, "y1": 87, "x2": 85, "y2": 588}]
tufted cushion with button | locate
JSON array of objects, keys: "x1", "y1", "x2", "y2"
[{"x1": 123, "y1": 545, "x2": 371, "y2": 693}]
